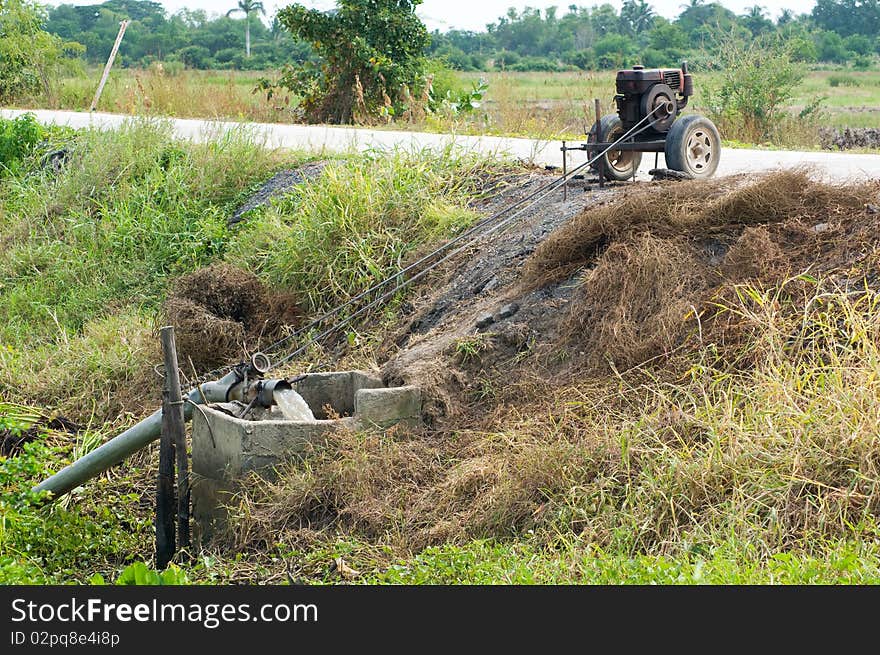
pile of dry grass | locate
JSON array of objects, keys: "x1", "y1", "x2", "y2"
[
  {"x1": 520, "y1": 170, "x2": 879, "y2": 372},
  {"x1": 226, "y1": 289, "x2": 880, "y2": 555},
  {"x1": 163, "y1": 263, "x2": 302, "y2": 371},
  {"x1": 565, "y1": 235, "x2": 709, "y2": 370},
  {"x1": 213, "y1": 172, "x2": 880, "y2": 570},
  {"x1": 524, "y1": 170, "x2": 875, "y2": 286}
]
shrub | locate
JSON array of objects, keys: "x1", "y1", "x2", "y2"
[
  {"x1": 0, "y1": 113, "x2": 45, "y2": 176},
  {"x1": 828, "y1": 74, "x2": 861, "y2": 87},
  {"x1": 0, "y1": 0, "x2": 83, "y2": 103},
  {"x1": 701, "y1": 34, "x2": 820, "y2": 143},
  {"x1": 271, "y1": 0, "x2": 431, "y2": 124}
]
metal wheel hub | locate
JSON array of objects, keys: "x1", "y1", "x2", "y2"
[
  {"x1": 686, "y1": 129, "x2": 713, "y2": 172},
  {"x1": 606, "y1": 128, "x2": 634, "y2": 173}
]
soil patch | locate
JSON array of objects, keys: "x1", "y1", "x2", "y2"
[
  {"x1": 381, "y1": 169, "x2": 879, "y2": 422},
  {"x1": 820, "y1": 127, "x2": 880, "y2": 151},
  {"x1": 229, "y1": 161, "x2": 328, "y2": 225},
  {"x1": 1, "y1": 415, "x2": 83, "y2": 458}
]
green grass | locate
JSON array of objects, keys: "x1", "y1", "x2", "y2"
[
  {"x1": 3, "y1": 117, "x2": 880, "y2": 586},
  {"x1": 366, "y1": 540, "x2": 880, "y2": 584},
  {"x1": 0, "y1": 118, "x2": 496, "y2": 422}
]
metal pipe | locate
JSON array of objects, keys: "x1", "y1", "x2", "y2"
[{"x1": 32, "y1": 370, "x2": 242, "y2": 500}]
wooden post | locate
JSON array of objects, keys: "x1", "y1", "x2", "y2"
[
  {"x1": 161, "y1": 327, "x2": 191, "y2": 556},
  {"x1": 90, "y1": 20, "x2": 129, "y2": 112},
  {"x1": 594, "y1": 99, "x2": 604, "y2": 188}
]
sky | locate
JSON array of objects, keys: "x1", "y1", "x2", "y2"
[{"x1": 42, "y1": 0, "x2": 818, "y2": 31}]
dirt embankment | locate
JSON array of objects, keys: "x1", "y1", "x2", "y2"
[
  {"x1": 380, "y1": 169, "x2": 879, "y2": 421},
  {"x1": 221, "y1": 169, "x2": 880, "y2": 559},
  {"x1": 820, "y1": 127, "x2": 880, "y2": 151},
  {"x1": 151, "y1": 167, "x2": 880, "y2": 562}
]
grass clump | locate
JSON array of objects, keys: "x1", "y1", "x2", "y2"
[
  {"x1": 828, "y1": 74, "x2": 861, "y2": 88},
  {"x1": 229, "y1": 147, "x2": 497, "y2": 314}
]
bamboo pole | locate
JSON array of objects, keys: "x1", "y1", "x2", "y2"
[{"x1": 90, "y1": 20, "x2": 130, "y2": 113}]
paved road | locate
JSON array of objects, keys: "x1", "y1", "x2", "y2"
[{"x1": 4, "y1": 108, "x2": 880, "y2": 181}]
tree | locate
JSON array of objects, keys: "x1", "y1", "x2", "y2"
[
  {"x1": 621, "y1": 0, "x2": 655, "y2": 35},
  {"x1": 812, "y1": 0, "x2": 880, "y2": 38},
  {"x1": 777, "y1": 8, "x2": 795, "y2": 26},
  {"x1": 273, "y1": 0, "x2": 430, "y2": 124},
  {"x1": 0, "y1": 0, "x2": 82, "y2": 103},
  {"x1": 226, "y1": 0, "x2": 265, "y2": 58},
  {"x1": 741, "y1": 5, "x2": 773, "y2": 35}
]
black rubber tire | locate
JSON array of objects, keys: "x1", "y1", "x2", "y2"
[
  {"x1": 664, "y1": 114, "x2": 721, "y2": 179},
  {"x1": 589, "y1": 114, "x2": 643, "y2": 182}
]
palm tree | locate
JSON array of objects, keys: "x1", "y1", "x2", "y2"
[
  {"x1": 777, "y1": 8, "x2": 794, "y2": 26},
  {"x1": 622, "y1": 0, "x2": 655, "y2": 34},
  {"x1": 227, "y1": 0, "x2": 265, "y2": 58}
]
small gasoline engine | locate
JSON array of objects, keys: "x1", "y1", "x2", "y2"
[{"x1": 582, "y1": 61, "x2": 720, "y2": 180}]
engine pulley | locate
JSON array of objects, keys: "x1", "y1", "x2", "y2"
[{"x1": 641, "y1": 83, "x2": 677, "y2": 133}]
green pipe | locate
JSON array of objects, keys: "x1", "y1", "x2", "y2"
[{"x1": 32, "y1": 370, "x2": 242, "y2": 500}]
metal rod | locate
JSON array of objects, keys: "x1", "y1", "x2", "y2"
[
  {"x1": 160, "y1": 327, "x2": 190, "y2": 549},
  {"x1": 562, "y1": 140, "x2": 567, "y2": 201},
  {"x1": 594, "y1": 99, "x2": 604, "y2": 188},
  {"x1": 90, "y1": 20, "x2": 129, "y2": 112},
  {"x1": 156, "y1": 332, "x2": 176, "y2": 569}
]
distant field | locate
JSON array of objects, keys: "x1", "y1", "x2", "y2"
[
  {"x1": 13, "y1": 67, "x2": 880, "y2": 144},
  {"x1": 456, "y1": 70, "x2": 880, "y2": 137}
]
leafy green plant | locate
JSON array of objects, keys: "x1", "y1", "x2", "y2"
[
  {"x1": 701, "y1": 33, "x2": 822, "y2": 143},
  {"x1": 269, "y1": 0, "x2": 431, "y2": 124},
  {"x1": 431, "y1": 78, "x2": 489, "y2": 116},
  {"x1": 0, "y1": 114, "x2": 45, "y2": 176},
  {"x1": 0, "y1": 0, "x2": 83, "y2": 104},
  {"x1": 112, "y1": 561, "x2": 191, "y2": 585}
]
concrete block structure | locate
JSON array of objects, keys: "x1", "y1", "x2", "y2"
[{"x1": 191, "y1": 370, "x2": 421, "y2": 544}]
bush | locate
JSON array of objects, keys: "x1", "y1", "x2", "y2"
[
  {"x1": 493, "y1": 50, "x2": 521, "y2": 69},
  {"x1": 508, "y1": 57, "x2": 563, "y2": 72},
  {"x1": 273, "y1": 0, "x2": 431, "y2": 124},
  {"x1": 569, "y1": 50, "x2": 594, "y2": 71},
  {"x1": 817, "y1": 31, "x2": 850, "y2": 64},
  {"x1": 594, "y1": 35, "x2": 634, "y2": 69},
  {"x1": 843, "y1": 34, "x2": 873, "y2": 56},
  {"x1": 0, "y1": 0, "x2": 82, "y2": 103},
  {"x1": 828, "y1": 74, "x2": 861, "y2": 87},
  {"x1": 178, "y1": 45, "x2": 213, "y2": 69},
  {"x1": 701, "y1": 34, "x2": 819, "y2": 143},
  {"x1": 0, "y1": 113, "x2": 45, "y2": 176}
]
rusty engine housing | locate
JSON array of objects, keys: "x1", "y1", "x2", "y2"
[{"x1": 615, "y1": 63, "x2": 694, "y2": 135}]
